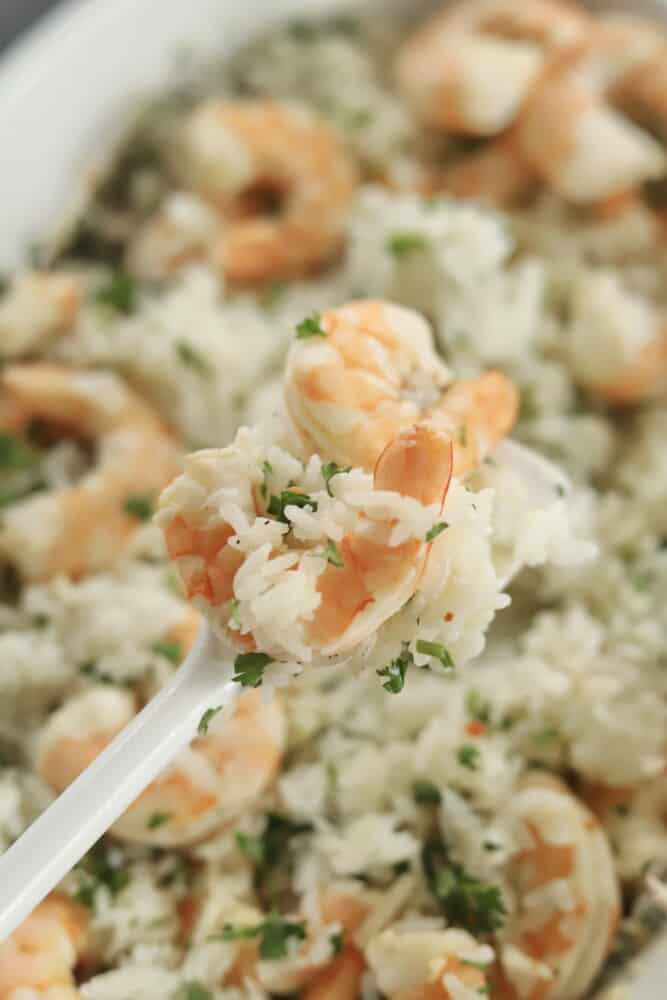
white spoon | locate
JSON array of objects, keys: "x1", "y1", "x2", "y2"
[{"x1": 0, "y1": 623, "x2": 237, "y2": 942}]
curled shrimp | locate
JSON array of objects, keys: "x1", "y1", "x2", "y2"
[
  {"x1": 515, "y1": 16, "x2": 667, "y2": 203},
  {"x1": 130, "y1": 100, "x2": 358, "y2": 285},
  {"x1": 397, "y1": 0, "x2": 589, "y2": 136},
  {"x1": 0, "y1": 272, "x2": 81, "y2": 360},
  {"x1": 159, "y1": 419, "x2": 453, "y2": 661},
  {"x1": 495, "y1": 773, "x2": 620, "y2": 1000},
  {"x1": 432, "y1": 136, "x2": 538, "y2": 208},
  {"x1": 0, "y1": 894, "x2": 88, "y2": 1000},
  {"x1": 0, "y1": 364, "x2": 180, "y2": 581},
  {"x1": 284, "y1": 300, "x2": 518, "y2": 478},
  {"x1": 35, "y1": 613, "x2": 286, "y2": 846},
  {"x1": 366, "y1": 927, "x2": 493, "y2": 1000}
]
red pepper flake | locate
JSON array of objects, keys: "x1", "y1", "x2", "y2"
[
  {"x1": 466, "y1": 720, "x2": 486, "y2": 738},
  {"x1": 444, "y1": 612, "x2": 455, "y2": 622}
]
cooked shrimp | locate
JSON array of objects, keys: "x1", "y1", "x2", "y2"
[
  {"x1": 35, "y1": 620, "x2": 285, "y2": 845},
  {"x1": 159, "y1": 420, "x2": 453, "y2": 660},
  {"x1": 285, "y1": 300, "x2": 518, "y2": 478},
  {"x1": 0, "y1": 272, "x2": 81, "y2": 360},
  {"x1": 0, "y1": 894, "x2": 88, "y2": 1000},
  {"x1": 366, "y1": 927, "x2": 493, "y2": 1000},
  {"x1": 515, "y1": 17, "x2": 667, "y2": 203},
  {"x1": 495, "y1": 773, "x2": 620, "y2": 1000},
  {"x1": 434, "y1": 136, "x2": 538, "y2": 208},
  {"x1": 397, "y1": 0, "x2": 589, "y2": 136},
  {"x1": 131, "y1": 100, "x2": 358, "y2": 285},
  {"x1": 0, "y1": 364, "x2": 180, "y2": 580}
]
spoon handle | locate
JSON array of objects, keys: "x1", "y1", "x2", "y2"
[{"x1": 0, "y1": 625, "x2": 235, "y2": 942}]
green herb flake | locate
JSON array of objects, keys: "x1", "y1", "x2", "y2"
[
  {"x1": 260, "y1": 282, "x2": 286, "y2": 310},
  {"x1": 458, "y1": 424, "x2": 468, "y2": 447},
  {"x1": 267, "y1": 489, "x2": 318, "y2": 524},
  {"x1": 233, "y1": 652, "x2": 273, "y2": 688},
  {"x1": 229, "y1": 598, "x2": 241, "y2": 628},
  {"x1": 235, "y1": 831, "x2": 266, "y2": 865},
  {"x1": 426, "y1": 522, "x2": 448, "y2": 542},
  {"x1": 457, "y1": 744, "x2": 480, "y2": 770},
  {"x1": 260, "y1": 460, "x2": 273, "y2": 500},
  {"x1": 295, "y1": 312, "x2": 326, "y2": 339},
  {"x1": 178, "y1": 983, "x2": 213, "y2": 1000},
  {"x1": 151, "y1": 640, "x2": 182, "y2": 665},
  {"x1": 123, "y1": 495, "x2": 154, "y2": 521},
  {"x1": 220, "y1": 913, "x2": 308, "y2": 960},
  {"x1": 198, "y1": 705, "x2": 223, "y2": 735},
  {"x1": 176, "y1": 340, "x2": 213, "y2": 376},
  {"x1": 413, "y1": 780, "x2": 442, "y2": 806},
  {"x1": 423, "y1": 840, "x2": 506, "y2": 936},
  {"x1": 377, "y1": 646, "x2": 412, "y2": 694},
  {"x1": 330, "y1": 930, "x2": 344, "y2": 956},
  {"x1": 73, "y1": 839, "x2": 130, "y2": 910},
  {"x1": 325, "y1": 540, "x2": 344, "y2": 567},
  {"x1": 79, "y1": 661, "x2": 117, "y2": 686},
  {"x1": 466, "y1": 689, "x2": 491, "y2": 725},
  {"x1": 416, "y1": 639, "x2": 454, "y2": 670},
  {"x1": 533, "y1": 727, "x2": 559, "y2": 748},
  {"x1": 95, "y1": 271, "x2": 137, "y2": 314},
  {"x1": 147, "y1": 811, "x2": 171, "y2": 830},
  {"x1": 321, "y1": 461, "x2": 352, "y2": 496},
  {"x1": 634, "y1": 572, "x2": 652, "y2": 592},
  {"x1": 386, "y1": 232, "x2": 428, "y2": 258},
  {"x1": 0, "y1": 433, "x2": 40, "y2": 472}
]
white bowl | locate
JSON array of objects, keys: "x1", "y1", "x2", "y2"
[{"x1": 0, "y1": 0, "x2": 666, "y2": 994}]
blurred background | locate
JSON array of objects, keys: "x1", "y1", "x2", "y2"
[{"x1": 0, "y1": 0, "x2": 59, "y2": 52}]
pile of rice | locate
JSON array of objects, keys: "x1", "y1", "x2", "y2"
[{"x1": 0, "y1": 9, "x2": 666, "y2": 1000}]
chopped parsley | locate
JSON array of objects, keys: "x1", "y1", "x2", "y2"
[
  {"x1": 466, "y1": 689, "x2": 491, "y2": 726},
  {"x1": 123, "y1": 494, "x2": 154, "y2": 521},
  {"x1": 386, "y1": 232, "x2": 428, "y2": 258},
  {"x1": 426, "y1": 521, "x2": 448, "y2": 542},
  {"x1": 321, "y1": 461, "x2": 352, "y2": 496},
  {"x1": 178, "y1": 983, "x2": 213, "y2": 1000},
  {"x1": 457, "y1": 744, "x2": 480, "y2": 770},
  {"x1": 377, "y1": 646, "x2": 412, "y2": 694},
  {"x1": 73, "y1": 839, "x2": 129, "y2": 910},
  {"x1": 519, "y1": 386, "x2": 538, "y2": 422},
  {"x1": 232, "y1": 651, "x2": 272, "y2": 688},
  {"x1": 267, "y1": 489, "x2": 318, "y2": 523},
  {"x1": 325, "y1": 540, "x2": 344, "y2": 567},
  {"x1": 260, "y1": 460, "x2": 273, "y2": 500},
  {"x1": 220, "y1": 912, "x2": 307, "y2": 960},
  {"x1": 229, "y1": 599, "x2": 241, "y2": 628},
  {"x1": 176, "y1": 340, "x2": 213, "y2": 376},
  {"x1": 423, "y1": 840, "x2": 506, "y2": 935},
  {"x1": 95, "y1": 270, "x2": 137, "y2": 314},
  {"x1": 79, "y1": 661, "x2": 118, "y2": 686},
  {"x1": 0, "y1": 433, "x2": 40, "y2": 471},
  {"x1": 260, "y1": 281, "x2": 286, "y2": 310},
  {"x1": 151, "y1": 640, "x2": 182, "y2": 665},
  {"x1": 147, "y1": 811, "x2": 171, "y2": 830},
  {"x1": 295, "y1": 312, "x2": 326, "y2": 339},
  {"x1": 458, "y1": 424, "x2": 468, "y2": 447},
  {"x1": 416, "y1": 639, "x2": 454, "y2": 670},
  {"x1": 413, "y1": 780, "x2": 442, "y2": 806},
  {"x1": 197, "y1": 705, "x2": 223, "y2": 735},
  {"x1": 236, "y1": 831, "x2": 266, "y2": 864},
  {"x1": 330, "y1": 930, "x2": 344, "y2": 956}
]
